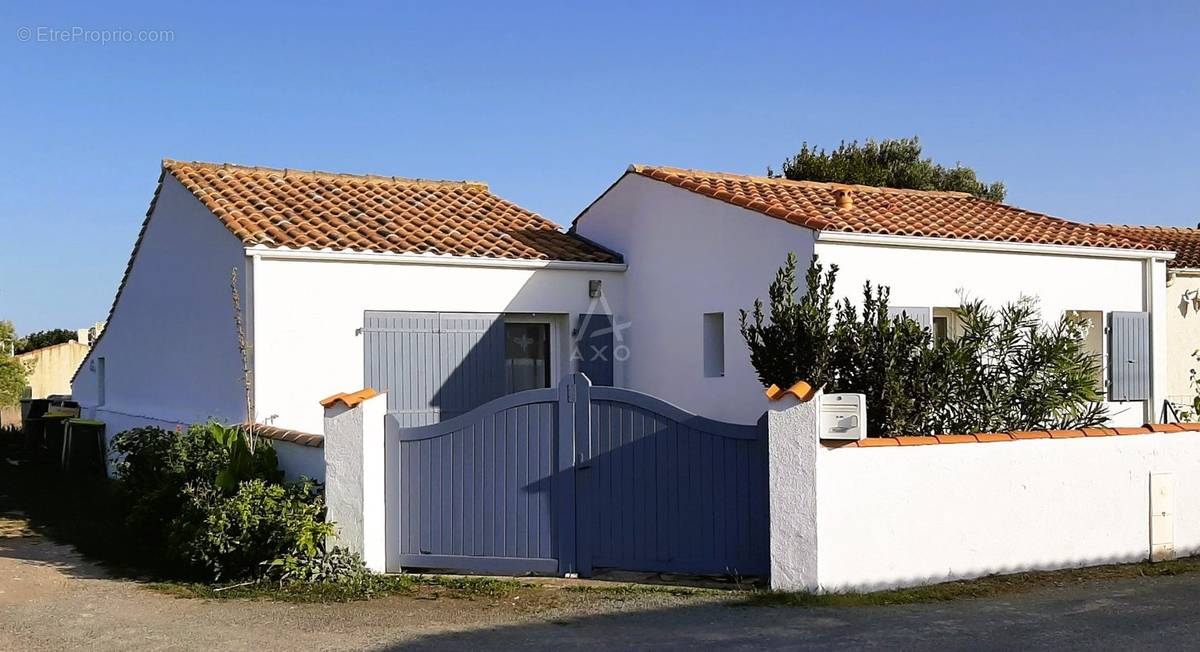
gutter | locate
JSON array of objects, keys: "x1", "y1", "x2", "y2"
[
  {"x1": 245, "y1": 246, "x2": 628, "y2": 272},
  {"x1": 816, "y1": 230, "x2": 1177, "y2": 262}
]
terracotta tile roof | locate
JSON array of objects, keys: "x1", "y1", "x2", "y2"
[
  {"x1": 165, "y1": 160, "x2": 619, "y2": 263},
  {"x1": 627, "y1": 165, "x2": 1164, "y2": 251},
  {"x1": 241, "y1": 423, "x2": 324, "y2": 448},
  {"x1": 829, "y1": 423, "x2": 1200, "y2": 447},
  {"x1": 1092, "y1": 224, "x2": 1200, "y2": 268}
]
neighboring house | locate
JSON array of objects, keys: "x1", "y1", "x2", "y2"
[
  {"x1": 573, "y1": 166, "x2": 1175, "y2": 426},
  {"x1": 18, "y1": 340, "x2": 91, "y2": 399},
  {"x1": 72, "y1": 161, "x2": 627, "y2": 443},
  {"x1": 1094, "y1": 224, "x2": 1200, "y2": 413},
  {"x1": 74, "y1": 160, "x2": 1178, "y2": 465}
]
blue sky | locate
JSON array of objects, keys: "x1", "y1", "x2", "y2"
[{"x1": 1, "y1": 1, "x2": 1197, "y2": 334}]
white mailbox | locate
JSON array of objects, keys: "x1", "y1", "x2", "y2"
[{"x1": 819, "y1": 393, "x2": 866, "y2": 440}]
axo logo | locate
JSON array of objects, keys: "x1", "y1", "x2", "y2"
[{"x1": 572, "y1": 293, "x2": 631, "y2": 365}]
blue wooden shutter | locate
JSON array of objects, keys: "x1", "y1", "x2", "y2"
[
  {"x1": 434, "y1": 313, "x2": 506, "y2": 419},
  {"x1": 364, "y1": 311, "x2": 440, "y2": 427},
  {"x1": 887, "y1": 306, "x2": 932, "y2": 330},
  {"x1": 364, "y1": 311, "x2": 506, "y2": 426},
  {"x1": 1108, "y1": 311, "x2": 1150, "y2": 401},
  {"x1": 576, "y1": 314, "x2": 614, "y2": 386}
]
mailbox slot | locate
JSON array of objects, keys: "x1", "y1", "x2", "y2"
[{"x1": 819, "y1": 393, "x2": 866, "y2": 440}]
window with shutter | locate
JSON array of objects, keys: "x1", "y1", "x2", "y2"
[{"x1": 1107, "y1": 311, "x2": 1151, "y2": 401}]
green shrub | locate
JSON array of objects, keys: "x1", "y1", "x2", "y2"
[
  {"x1": 109, "y1": 422, "x2": 353, "y2": 583},
  {"x1": 742, "y1": 256, "x2": 1108, "y2": 436},
  {"x1": 264, "y1": 546, "x2": 370, "y2": 586},
  {"x1": 828, "y1": 281, "x2": 939, "y2": 435},
  {"x1": 740, "y1": 253, "x2": 839, "y2": 390},
  {"x1": 172, "y1": 478, "x2": 335, "y2": 581}
]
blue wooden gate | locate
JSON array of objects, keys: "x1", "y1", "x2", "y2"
[{"x1": 386, "y1": 373, "x2": 769, "y2": 577}]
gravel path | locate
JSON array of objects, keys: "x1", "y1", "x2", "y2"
[{"x1": 4, "y1": 526, "x2": 1200, "y2": 651}]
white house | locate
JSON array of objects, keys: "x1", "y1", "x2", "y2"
[
  {"x1": 572, "y1": 165, "x2": 1175, "y2": 426},
  {"x1": 72, "y1": 161, "x2": 628, "y2": 478},
  {"x1": 75, "y1": 160, "x2": 1177, "y2": 480}
]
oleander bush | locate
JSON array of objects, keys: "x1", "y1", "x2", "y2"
[{"x1": 741, "y1": 254, "x2": 1108, "y2": 436}]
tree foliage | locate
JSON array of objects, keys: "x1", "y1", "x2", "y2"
[
  {"x1": 0, "y1": 321, "x2": 28, "y2": 406},
  {"x1": 14, "y1": 328, "x2": 77, "y2": 354},
  {"x1": 741, "y1": 257, "x2": 1107, "y2": 436},
  {"x1": 774, "y1": 136, "x2": 1006, "y2": 202}
]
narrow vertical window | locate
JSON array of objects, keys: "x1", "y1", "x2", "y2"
[
  {"x1": 97, "y1": 357, "x2": 106, "y2": 406},
  {"x1": 703, "y1": 312, "x2": 725, "y2": 378}
]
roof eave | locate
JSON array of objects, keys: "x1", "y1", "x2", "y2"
[
  {"x1": 243, "y1": 245, "x2": 628, "y2": 272},
  {"x1": 815, "y1": 230, "x2": 1177, "y2": 261}
]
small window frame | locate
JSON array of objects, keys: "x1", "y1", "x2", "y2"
[{"x1": 703, "y1": 312, "x2": 725, "y2": 378}]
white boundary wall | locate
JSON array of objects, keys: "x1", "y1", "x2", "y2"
[
  {"x1": 766, "y1": 398, "x2": 1200, "y2": 592},
  {"x1": 816, "y1": 435, "x2": 1200, "y2": 591}
]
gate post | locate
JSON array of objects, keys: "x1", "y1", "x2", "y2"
[
  {"x1": 572, "y1": 373, "x2": 593, "y2": 577},
  {"x1": 321, "y1": 388, "x2": 389, "y2": 573},
  {"x1": 556, "y1": 375, "x2": 579, "y2": 575},
  {"x1": 763, "y1": 384, "x2": 820, "y2": 591}
]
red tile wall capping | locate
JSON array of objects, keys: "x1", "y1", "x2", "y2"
[
  {"x1": 764, "y1": 381, "x2": 818, "y2": 403},
  {"x1": 319, "y1": 388, "x2": 379, "y2": 409},
  {"x1": 630, "y1": 165, "x2": 1168, "y2": 252},
  {"x1": 240, "y1": 423, "x2": 324, "y2": 448},
  {"x1": 832, "y1": 423, "x2": 1200, "y2": 448}
]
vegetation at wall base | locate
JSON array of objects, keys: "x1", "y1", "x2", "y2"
[
  {"x1": 772, "y1": 136, "x2": 1006, "y2": 202},
  {"x1": 0, "y1": 420, "x2": 368, "y2": 587},
  {"x1": 742, "y1": 255, "x2": 1108, "y2": 435}
]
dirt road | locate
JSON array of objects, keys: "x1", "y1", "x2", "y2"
[{"x1": 5, "y1": 522, "x2": 1200, "y2": 651}]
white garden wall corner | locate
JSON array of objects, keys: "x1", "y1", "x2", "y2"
[
  {"x1": 763, "y1": 383, "x2": 821, "y2": 591},
  {"x1": 321, "y1": 388, "x2": 387, "y2": 573}
]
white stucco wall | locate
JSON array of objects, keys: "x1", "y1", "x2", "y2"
[
  {"x1": 272, "y1": 440, "x2": 326, "y2": 482},
  {"x1": 1165, "y1": 271, "x2": 1200, "y2": 404},
  {"x1": 73, "y1": 175, "x2": 249, "y2": 438},
  {"x1": 251, "y1": 253, "x2": 626, "y2": 435},
  {"x1": 815, "y1": 433, "x2": 1200, "y2": 591},
  {"x1": 815, "y1": 238, "x2": 1164, "y2": 426},
  {"x1": 574, "y1": 174, "x2": 817, "y2": 424}
]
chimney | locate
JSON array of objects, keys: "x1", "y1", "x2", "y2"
[{"x1": 833, "y1": 188, "x2": 854, "y2": 210}]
